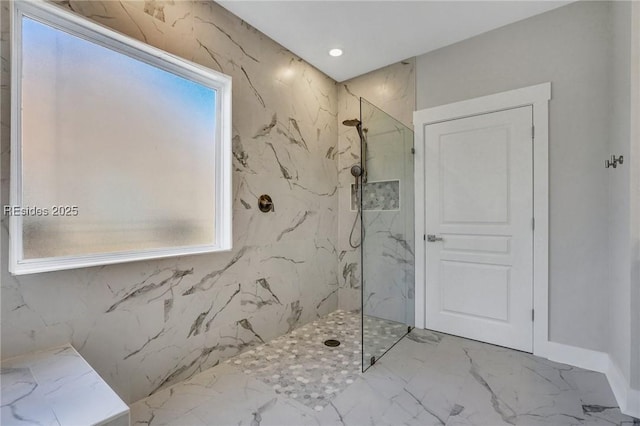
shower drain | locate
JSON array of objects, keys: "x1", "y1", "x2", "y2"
[{"x1": 323, "y1": 339, "x2": 341, "y2": 347}]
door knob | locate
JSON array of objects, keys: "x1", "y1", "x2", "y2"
[{"x1": 427, "y1": 234, "x2": 443, "y2": 242}]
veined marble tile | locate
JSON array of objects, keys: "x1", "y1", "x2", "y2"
[
  {"x1": 0, "y1": 367, "x2": 60, "y2": 426},
  {"x1": 131, "y1": 362, "x2": 317, "y2": 426},
  {"x1": 317, "y1": 370, "x2": 447, "y2": 426},
  {"x1": 564, "y1": 368, "x2": 620, "y2": 406},
  {"x1": 228, "y1": 310, "x2": 362, "y2": 411},
  {"x1": 338, "y1": 287, "x2": 360, "y2": 313},
  {"x1": 439, "y1": 334, "x2": 638, "y2": 426},
  {"x1": 129, "y1": 310, "x2": 638, "y2": 426},
  {"x1": 362, "y1": 315, "x2": 409, "y2": 363},
  {"x1": 70, "y1": 1, "x2": 166, "y2": 50},
  {"x1": 373, "y1": 331, "x2": 443, "y2": 383},
  {"x1": 1, "y1": 345, "x2": 129, "y2": 426},
  {"x1": 2, "y1": 0, "x2": 338, "y2": 404},
  {"x1": 339, "y1": 249, "x2": 360, "y2": 290},
  {"x1": 337, "y1": 59, "x2": 416, "y2": 328}
]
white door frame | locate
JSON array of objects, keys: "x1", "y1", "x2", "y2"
[{"x1": 413, "y1": 82, "x2": 551, "y2": 356}]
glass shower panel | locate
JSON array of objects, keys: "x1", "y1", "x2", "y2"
[{"x1": 360, "y1": 98, "x2": 415, "y2": 371}]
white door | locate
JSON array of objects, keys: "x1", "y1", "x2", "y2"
[{"x1": 424, "y1": 106, "x2": 533, "y2": 352}]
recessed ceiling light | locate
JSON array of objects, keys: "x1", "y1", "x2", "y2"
[{"x1": 329, "y1": 48, "x2": 343, "y2": 57}]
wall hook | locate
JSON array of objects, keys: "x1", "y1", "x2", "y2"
[
  {"x1": 605, "y1": 155, "x2": 624, "y2": 169},
  {"x1": 258, "y1": 194, "x2": 275, "y2": 213}
]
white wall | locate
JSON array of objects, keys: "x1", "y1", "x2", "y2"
[{"x1": 416, "y1": 0, "x2": 613, "y2": 353}]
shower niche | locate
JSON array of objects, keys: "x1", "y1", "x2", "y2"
[{"x1": 350, "y1": 179, "x2": 401, "y2": 211}]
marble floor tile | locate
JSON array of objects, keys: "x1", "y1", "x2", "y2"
[
  {"x1": 315, "y1": 372, "x2": 446, "y2": 426},
  {"x1": 226, "y1": 310, "x2": 409, "y2": 410},
  {"x1": 228, "y1": 310, "x2": 362, "y2": 411},
  {"x1": 131, "y1": 363, "x2": 286, "y2": 426},
  {"x1": 566, "y1": 369, "x2": 621, "y2": 407},
  {"x1": 362, "y1": 314, "x2": 409, "y2": 365},
  {"x1": 131, "y1": 311, "x2": 639, "y2": 426}
]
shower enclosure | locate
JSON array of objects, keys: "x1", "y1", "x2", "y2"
[{"x1": 358, "y1": 98, "x2": 415, "y2": 370}]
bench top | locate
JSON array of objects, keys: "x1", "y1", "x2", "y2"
[{"x1": 1, "y1": 344, "x2": 129, "y2": 426}]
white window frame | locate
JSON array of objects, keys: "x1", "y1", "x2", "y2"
[{"x1": 10, "y1": 0, "x2": 232, "y2": 275}]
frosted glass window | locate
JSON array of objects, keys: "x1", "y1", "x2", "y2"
[{"x1": 10, "y1": 2, "x2": 232, "y2": 274}]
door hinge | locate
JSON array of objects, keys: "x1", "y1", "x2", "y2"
[
  {"x1": 532, "y1": 309, "x2": 535, "y2": 321},
  {"x1": 411, "y1": 147, "x2": 415, "y2": 154},
  {"x1": 423, "y1": 234, "x2": 426, "y2": 241},
  {"x1": 532, "y1": 217, "x2": 535, "y2": 231},
  {"x1": 532, "y1": 126, "x2": 535, "y2": 139}
]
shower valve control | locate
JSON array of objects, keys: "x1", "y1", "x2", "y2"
[{"x1": 427, "y1": 234, "x2": 443, "y2": 242}]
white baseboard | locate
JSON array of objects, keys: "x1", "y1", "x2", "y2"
[
  {"x1": 606, "y1": 357, "x2": 640, "y2": 419},
  {"x1": 537, "y1": 341, "x2": 640, "y2": 419},
  {"x1": 627, "y1": 387, "x2": 640, "y2": 419},
  {"x1": 537, "y1": 340, "x2": 610, "y2": 373}
]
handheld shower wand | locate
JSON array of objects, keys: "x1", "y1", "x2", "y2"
[
  {"x1": 342, "y1": 119, "x2": 367, "y2": 184},
  {"x1": 350, "y1": 164, "x2": 363, "y2": 190},
  {"x1": 344, "y1": 118, "x2": 367, "y2": 249},
  {"x1": 348, "y1": 164, "x2": 363, "y2": 249}
]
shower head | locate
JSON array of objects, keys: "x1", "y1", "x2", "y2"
[
  {"x1": 342, "y1": 118, "x2": 366, "y2": 144},
  {"x1": 342, "y1": 119, "x2": 361, "y2": 127}
]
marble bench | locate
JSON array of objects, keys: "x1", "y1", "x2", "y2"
[{"x1": 1, "y1": 344, "x2": 129, "y2": 426}]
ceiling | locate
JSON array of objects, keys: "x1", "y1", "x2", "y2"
[{"x1": 216, "y1": 1, "x2": 572, "y2": 82}]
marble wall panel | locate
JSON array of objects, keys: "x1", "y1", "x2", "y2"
[
  {"x1": 360, "y1": 120, "x2": 415, "y2": 325},
  {"x1": 336, "y1": 60, "x2": 416, "y2": 317},
  {"x1": 0, "y1": 0, "x2": 338, "y2": 403}
]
